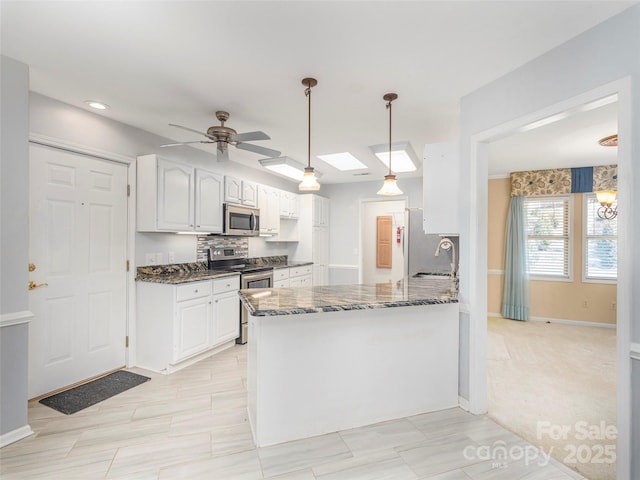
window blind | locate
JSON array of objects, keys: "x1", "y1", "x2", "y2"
[
  {"x1": 584, "y1": 194, "x2": 617, "y2": 280},
  {"x1": 524, "y1": 197, "x2": 570, "y2": 277}
]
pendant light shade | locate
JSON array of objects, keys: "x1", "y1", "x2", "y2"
[
  {"x1": 299, "y1": 77, "x2": 320, "y2": 191},
  {"x1": 377, "y1": 93, "x2": 403, "y2": 196}
]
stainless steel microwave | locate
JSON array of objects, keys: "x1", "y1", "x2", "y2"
[{"x1": 223, "y1": 203, "x2": 260, "y2": 236}]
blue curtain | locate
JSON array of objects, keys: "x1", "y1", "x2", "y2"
[
  {"x1": 502, "y1": 196, "x2": 530, "y2": 320},
  {"x1": 571, "y1": 167, "x2": 593, "y2": 193}
]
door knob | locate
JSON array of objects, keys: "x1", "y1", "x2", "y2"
[{"x1": 28, "y1": 280, "x2": 48, "y2": 290}]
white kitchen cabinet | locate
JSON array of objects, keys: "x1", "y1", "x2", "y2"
[
  {"x1": 258, "y1": 184, "x2": 280, "y2": 235},
  {"x1": 157, "y1": 158, "x2": 194, "y2": 231},
  {"x1": 174, "y1": 289, "x2": 212, "y2": 362},
  {"x1": 136, "y1": 275, "x2": 240, "y2": 374},
  {"x1": 212, "y1": 276, "x2": 240, "y2": 345},
  {"x1": 273, "y1": 267, "x2": 290, "y2": 288},
  {"x1": 312, "y1": 195, "x2": 330, "y2": 227},
  {"x1": 279, "y1": 191, "x2": 299, "y2": 219},
  {"x1": 225, "y1": 176, "x2": 258, "y2": 207},
  {"x1": 293, "y1": 195, "x2": 330, "y2": 285},
  {"x1": 423, "y1": 142, "x2": 460, "y2": 234},
  {"x1": 195, "y1": 169, "x2": 224, "y2": 232},
  {"x1": 137, "y1": 154, "x2": 223, "y2": 233},
  {"x1": 289, "y1": 264, "x2": 313, "y2": 288}
]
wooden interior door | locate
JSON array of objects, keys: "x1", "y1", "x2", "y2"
[{"x1": 376, "y1": 215, "x2": 392, "y2": 269}]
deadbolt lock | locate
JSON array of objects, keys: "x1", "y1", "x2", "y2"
[{"x1": 28, "y1": 263, "x2": 36, "y2": 272}]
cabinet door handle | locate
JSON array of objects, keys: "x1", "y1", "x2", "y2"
[
  {"x1": 215, "y1": 299, "x2": 219, "y2": 303},
  {"x1": 194, "y1": 289, "x2": 198, "y2": 293}
]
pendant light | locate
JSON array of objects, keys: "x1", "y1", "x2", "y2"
[
  {"x1": 299, "y1": 77, "x2": 320, "y2": 191},
  {"x1": 377, "y1": 93, "x2": 403, "y2": 196}
]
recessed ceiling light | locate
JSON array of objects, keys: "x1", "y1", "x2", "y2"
[
  {"x1": 317, "y1": 152, "x2": 367, "y2": 171},
  {"x1": 84, "y1": 100, "x2": 110, "y2": 110},
  {"x1": 369, "y1": 141, "x2": 420, "y2": 173}
]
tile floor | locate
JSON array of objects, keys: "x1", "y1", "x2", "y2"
[{"x1": 1, "y1": 345, "x2": 586, "y2": 479}]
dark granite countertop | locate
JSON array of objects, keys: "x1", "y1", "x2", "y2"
[
  {"x1": 239, "y1": 276, "x2": 458, "y2": 316},
  {"x1": 246, "y1": 256, "x2": 312, "y2": 269},
  {"x1": 135, "y1": 262, "x2": 239, "y2": 284}
]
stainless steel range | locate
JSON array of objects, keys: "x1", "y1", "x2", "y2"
[{"x1": 208, "y1": 245, "x2": 273, "y2": 344}]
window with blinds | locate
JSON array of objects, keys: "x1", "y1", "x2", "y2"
[
  {"x1": 524, "y1": 196, "x2": 571, "y2": 278},
  {"x1": 584, "y1": 193, "x2": 617, "y2": 281}
]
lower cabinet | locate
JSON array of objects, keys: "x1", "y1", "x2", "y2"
[
  {"x1": 289, "y1": 265, "x2": 312, "y2": 288},
  {"x1": 212, "y1": 279, "x2": 241, "y2": 345},
  {"x1": 137, "y1": 275, "x2": 240, "y2": 373},
  {"x1": 174, "y1": 294, "x2": 212, "y2": 362},
  {"x1": 273, "y1": 267, "x2": 290, "y2": 288}
]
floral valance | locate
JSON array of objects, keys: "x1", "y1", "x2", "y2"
[{"x1": 510, "y1": 165, "x2": 617, "y2": 196}]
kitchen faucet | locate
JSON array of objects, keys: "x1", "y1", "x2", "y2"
[{"x1": 435, "y1": 237, "x2": 457, "y2": 289}]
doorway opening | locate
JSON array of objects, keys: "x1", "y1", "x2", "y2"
[
  {"x1": 359, "y1": 198, "x2": 407, "y2": 284},
  {"x1": 467, "y1": 78, "x2": 631, "y2": 480}
]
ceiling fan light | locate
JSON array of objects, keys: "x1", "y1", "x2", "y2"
[
  {"x1": 377, "y1": 174, "x2": 403, "y2": 196},
  {"x1": 299, "y1": 167, "x2": 321, "y2": 191}
]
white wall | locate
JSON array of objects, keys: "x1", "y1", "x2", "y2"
[{"x1": 458, "y1": 6, "x2": 640, "y2": 478}]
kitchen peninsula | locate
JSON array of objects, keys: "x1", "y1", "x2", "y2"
[{"x1": 239, "y1": 276, "x2": 459, "y2": 447}]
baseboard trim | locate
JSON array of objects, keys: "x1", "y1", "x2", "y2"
[
  {"x1": 488, "y1": 312, "x2": 616, "y2": 329},
  {"x1": 0, "y1": 425, "x2": 34, "y2": 448},
  {"x1": 458, "y1": 396, "x2": 470, "y2": 412},
  {"x1": 0, "y1": 310, "x2": 34, "y2": 328}
]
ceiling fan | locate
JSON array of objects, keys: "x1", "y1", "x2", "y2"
[{"x1": 160, "y1": 111, "x2": 281, "y2": 161}]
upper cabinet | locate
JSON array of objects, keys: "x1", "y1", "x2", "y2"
[
  {"x1": 195, "y1": 169, "x2": 224, "y2": 233},
  {"x1": 258, "y1": 184, "x2": 280, "y2": 235},
  {"x1": 311, "y1": 194, "x2": 330, "y2": 227},
  {"x1": 422, "y1": 142, "x2": 460, "y2": 234},
  {"x1": 279, "y1": 191, "x2": 299, "y2": 219},
  {"x1": 225, "y1": 176, "x2": 258, "y2": 207},
  {"x1": 137, "y1": 154, "x2": 223, "y2": 233}
]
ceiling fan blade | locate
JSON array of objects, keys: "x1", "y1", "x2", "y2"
[
  {"x1": 236, "y1": 142, "x2": 281, "y2": 158},
  {"x1": 168, "y1": 123, "x2": 209, "y2": 136},
  {"x1": 230, "y1": 131, "x2": 270, "y2": 142},
  {"x1": 160, "y1": 141, "x2": 214, "y2": 147},
  {"x1": 217, "y1": 148, "x2": 229, "y2": 162}
]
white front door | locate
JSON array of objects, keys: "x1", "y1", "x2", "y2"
[{"x1": 28, "y1": 143, "x2": 128, "y2": 398}]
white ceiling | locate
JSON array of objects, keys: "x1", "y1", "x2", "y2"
[{"x1": 1, "y1": 1, "x2": 633, "y2": 184}]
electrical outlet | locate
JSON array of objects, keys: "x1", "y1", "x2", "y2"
[
  {"x1": 145, "y1": 253, "x2": 155, "y2": 265},
  {"x1": 582, "y1": 300, "x2": 588, "y2": 308},
  {"x1": 168, "y1": 251, "x2": 176, "y2": 263},
  {"x1": 155, "y1": 252, "x2": 163, "y2": 265},
  {"x1": 611, "y1": 301, "x2": 617, "y2": 311}
]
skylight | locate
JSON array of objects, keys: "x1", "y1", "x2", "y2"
[
  {"x1": 317, "y1": 152, "x2": 367, "y2": 171},
  {"x1": 369, "y1": 141, "x2": 420, "y2": 173}
]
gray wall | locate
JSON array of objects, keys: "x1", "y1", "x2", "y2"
[
  {"x1": 0, "y1": 56, "x2": 31, "y2": 441},
  {"x1": 459, "y1": 6, "x2": 640, "y2": 478}
]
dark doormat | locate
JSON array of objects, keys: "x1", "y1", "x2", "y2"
[{"x1": 39, "y1": 370, "x2": 151, "y2": 415}]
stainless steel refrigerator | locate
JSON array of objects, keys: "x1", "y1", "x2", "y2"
[{"x1": 404, "y1": 208, "x2": 458, "y2": 278}]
